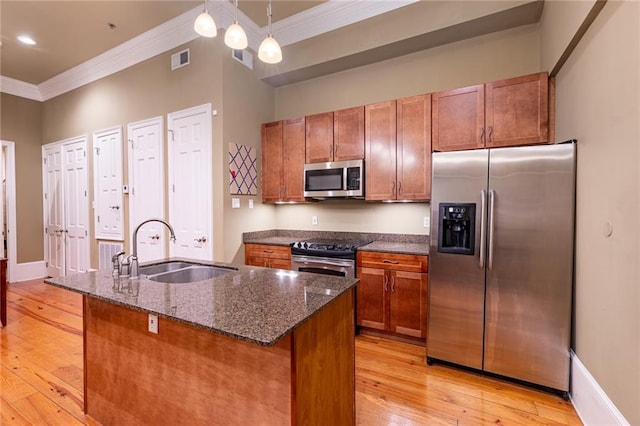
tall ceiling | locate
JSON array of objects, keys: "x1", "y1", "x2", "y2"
[
  {"x1": 0, "y1": 1, "x2": 325, "y2": 85},
  {"x1": 0, "y1": 1, "x2": 545, "y2": 96}
]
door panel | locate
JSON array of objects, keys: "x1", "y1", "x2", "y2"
[
  {"x1": 63, "y1": 140, "x2": 89, "y2": 275},
  {"x1": 428, "y1": 149, "x2": 488, "y2": 370},
  {"x1": 44, "y1": 145, "x2": 64, "y2": 277},
  {"x1": 93, "y1": 127, "x2": 123, "y2": 240},
  {"x1": 365, "y1": 101, "x2": 397, "y2": 200},
  {"x1": 168, "y1": 105, "x2": 213, "y2": 261},
  {"x1": 356, "y1": 267, "x2": 388, "y2": 331},
  {"x1": 390, "y1": 271, "x2": 427, "y2": 339},
  {"x1": 397, "y1": 94, "x2": 431, "y2": 200},
  {"x1": 128, "y1": 117, "x2": 165, "y2": 262},
  {"x1": 484, "y1": 144, "x2": 574, "y2": 391}
]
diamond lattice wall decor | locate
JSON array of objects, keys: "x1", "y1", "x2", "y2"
[{"x1": 228, "y1": 143, "x2": 257, "y2": 195}]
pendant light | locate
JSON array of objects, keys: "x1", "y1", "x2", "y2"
[
  {"x1": 258, "y1": 0, "x2": 282, "y2": 64},
  {"x1": 224, "y1": 0, "x2": 248, "y2": 50},
  {"x1": 194, "y1": 0, "x2": 217, "y2": 38}
]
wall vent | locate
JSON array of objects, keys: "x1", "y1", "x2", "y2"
[
  {"x1": 232, "y1": 49, "x2": 253, "y2": 70},
  {"x1": 99, "y1": 241, "x2": 124, "y2": 270},
  {"x1": 171, "y1": 48, "x2": 190, "y2": 70}
]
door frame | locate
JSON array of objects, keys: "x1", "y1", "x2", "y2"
[{"x1": 0, "y1": 141, "x2": 17, "y2": 282}]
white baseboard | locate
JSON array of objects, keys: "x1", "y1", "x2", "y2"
[
  {"x1": 12, "y1": 261, "x2": 47, "y2": 282},
  {"x1": 570, "y1": 350, "x2": 630, "y2": 425}
]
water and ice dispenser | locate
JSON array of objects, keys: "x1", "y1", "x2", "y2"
[{"x1": 437, "y1": 203, "x2": 476, "y2": 255}]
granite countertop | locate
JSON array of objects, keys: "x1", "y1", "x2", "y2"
[
  {"x1": 243, "y1": 230, "x2": 429, "y2": 256},
  {"x1": 358, "y1": 241, "x2": 429, "y2": 256},
  {"x1": 44, "y1": 259, "x2": 357, "y2": 347}
]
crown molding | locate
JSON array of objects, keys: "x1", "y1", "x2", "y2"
[
  {"x1": 1, "y1": 0, "x2": 418, "y2": 101},
  {"x1": 0, "y1": 76, "x2": 43, "y2": 101}
]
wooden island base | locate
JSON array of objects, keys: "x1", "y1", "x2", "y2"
[{"x1": 83, "y1": 289, "x2": 355, "y2": 425}]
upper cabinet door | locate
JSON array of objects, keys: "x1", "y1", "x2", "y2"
[
  {"x1": 261, "y1": 121, "x2": 283, "y2": 203},
  {"x1": 305, "y1": 112, "x2": 334, "y2": 163},
  {"x1": 283, "y1": 117, "x2": 306, "y2": 202},
  {"x1": 397, "y1": 94, "x2": 431, "y2": 201},
  {"x1": 432, "y1": 84, "x2": 485, "y2": 152},
  {"x1": 485, "y1": 72, "x2": 549, "y2": 148},
  {"x1": 333, "y1": 106, "x2": 365, "y2": 161},
  {"x1": 365, "y1": 100, "x2": 397, "y2": 201}
]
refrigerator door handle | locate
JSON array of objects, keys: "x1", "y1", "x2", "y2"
[
  {"x1": 488, "y1": 189, "x2": 496, "y2": 271},
  {"x1": 479, "y1": 189, "x2": 487, "y2": 268}
]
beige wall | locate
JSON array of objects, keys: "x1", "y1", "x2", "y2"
[
  {"x1": 220, "y1": 51, "x2": 276, "y2": 264},
  {"x1": 549, "y1": 1, "x2": 640, "y2": 423},
  {"x1": 540, "y1": 0, "x2": 596, "y2": 71},
  {"x1": 273, "y1": 24, "x2": 541, "y2": 236},
  {"x1": 0, "y1": 93, "x2": 44, "y2": 263},
  {"x1": 43, "y1": 37, "x2": 273, "y2": 267}
]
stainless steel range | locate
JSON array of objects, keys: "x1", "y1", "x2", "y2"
[{"x1": 290, "y1": 239, "x2": 370, "y2": 278}]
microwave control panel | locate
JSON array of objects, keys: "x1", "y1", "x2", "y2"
[{"x1": 346, "y1": 167, "x2": 361, "y2": 190}]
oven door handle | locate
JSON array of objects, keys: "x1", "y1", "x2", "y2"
[{"x1": 291, "y1": 256, "x2": 353, "y2": 268}]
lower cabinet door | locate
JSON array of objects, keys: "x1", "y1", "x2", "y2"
[
  {"x1": 356, "y1": 267, "x2": 388, "y2": 331},
  {"x1": 390, "y1": 271, "x2": 428, "y2": 339}
]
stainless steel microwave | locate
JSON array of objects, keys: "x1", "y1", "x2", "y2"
[{"x1": 303, "y1": 159, "x2": 364, "y2": 198}]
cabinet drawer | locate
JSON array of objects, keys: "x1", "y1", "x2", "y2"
[
  {"x1": 245, "y1": 244, "x2": 291, "y2": 260},
  {"x1": 357, "y1": 251, "x2": 428, "y2": 273}
]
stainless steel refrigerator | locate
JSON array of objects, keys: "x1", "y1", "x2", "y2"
[{"x1": 427, "y1": 141, "x2": 576, "y2": 392}]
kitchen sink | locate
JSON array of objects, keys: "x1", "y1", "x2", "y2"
[
  {"x1": 140, "y1": 262, "x2": 236, "y2": 284},
  {"x1": 138, "y1": 261, "x2": 196, "y2": 276}
]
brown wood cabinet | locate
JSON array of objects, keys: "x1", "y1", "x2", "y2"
[
  {"x1": 261, "y1": 118, "x2": 306, "y2": 203},
  {"x1": 397, "y1": 94, "x2": 431, "y2": 200},
  {"x1": 333, "y1": 106, "x2": 365, "y2": 161},
  {"x1": 356, "y1": 251, "x2": 428, "y2": 339},
  {"x1": 245, "y1": 243, "x2": 291, "y2": 269},
  {"x1": 432, "y1": 72, "x2": 549, "y2": 151},
  {"x1": 365, "y1": 96, "x2": 431, "y2": 201},
  {"x1": 306, "y1": 107, "x2": 365, "y2": 163},
  {"x1": 365, "y1": 101, "x2": 397, "y2": 200}
]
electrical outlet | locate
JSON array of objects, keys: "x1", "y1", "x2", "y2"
[
  {"x1": 312, "y1": 216, "x2": 318, "y2": 226},
  {"x1": 232, "y1": 198, "x2": 240, "y2": 209},
  {"x1": 248, "y1": 199, "x2": 254, "y2": 209},
  {"x1": 423, "y1": 216, "x2": 430, "y2": 228},
  {"x1": 148, "y1": 314, "x2": 158, "y2": 334}
]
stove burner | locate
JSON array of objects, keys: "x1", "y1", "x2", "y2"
[{"x1": 291, "y1": 239, "x2": 371, "y2": 259}]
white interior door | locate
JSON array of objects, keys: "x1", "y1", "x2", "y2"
[
  {"x1": 128, "y1": 117, "x2": 165, "y2": 262},
  {"x1": 43, "y1": 144, "x2": 65, "y2": 277},
  {"x1": 93, "y1": 126, "x2": 123, "y2": 240},
  {"x1": 63, "y1": 139, "x2": 89, "y2": 274},
  {"x1": 168, "y1": 104, "x2": 213, "y2": 261}
]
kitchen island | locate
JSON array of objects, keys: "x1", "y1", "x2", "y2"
[{"x1": 45, "y1": 260, "x2": 357, "y2": 425}]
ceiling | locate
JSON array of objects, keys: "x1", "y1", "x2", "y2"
[
  {"x1": 0, "y1": 1, "x2": 325, "y2": 85},
  {"x1": 0, "y1": 1, "x2": 545, "y2": 97}
]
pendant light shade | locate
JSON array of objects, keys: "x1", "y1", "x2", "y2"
[
  {"x1": 224, "y1": 0, "x2": 247, "y2": 49},
  {"x1": 258, "y1": 1, "x2": 282, "y2": 64},
  {"x1": 194, "y1": 0, "x2": 217, "y2": 38},
  {"x1": 258, "y1": 36, "x2": 282, "y2": 64}
]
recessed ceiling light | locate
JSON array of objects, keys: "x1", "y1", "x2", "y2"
[{"x1": 17, "y1": 35, "x2": 36, "y2": 45}]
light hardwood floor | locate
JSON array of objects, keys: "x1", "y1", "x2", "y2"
[{"x1": 1, "y1": 280, "x2": 582, "y2": 425}]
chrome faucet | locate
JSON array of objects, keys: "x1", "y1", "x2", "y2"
[{"x1": 128, "y1": 218, "x2": 176, "y2": 279}]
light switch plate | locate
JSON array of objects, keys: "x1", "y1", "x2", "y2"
[
  {"x1": 248, "y1": 199, "x2": 254, "y2": 209},
  {"x1": 232, "y1": 198, "x2": 240, "y2": 208},
  {"x1": 312, "y1": 216, "x2": 318, "y2": 225},
  {"x1": 148, "y1": 314, "x2": 158, "y2": 334}
]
